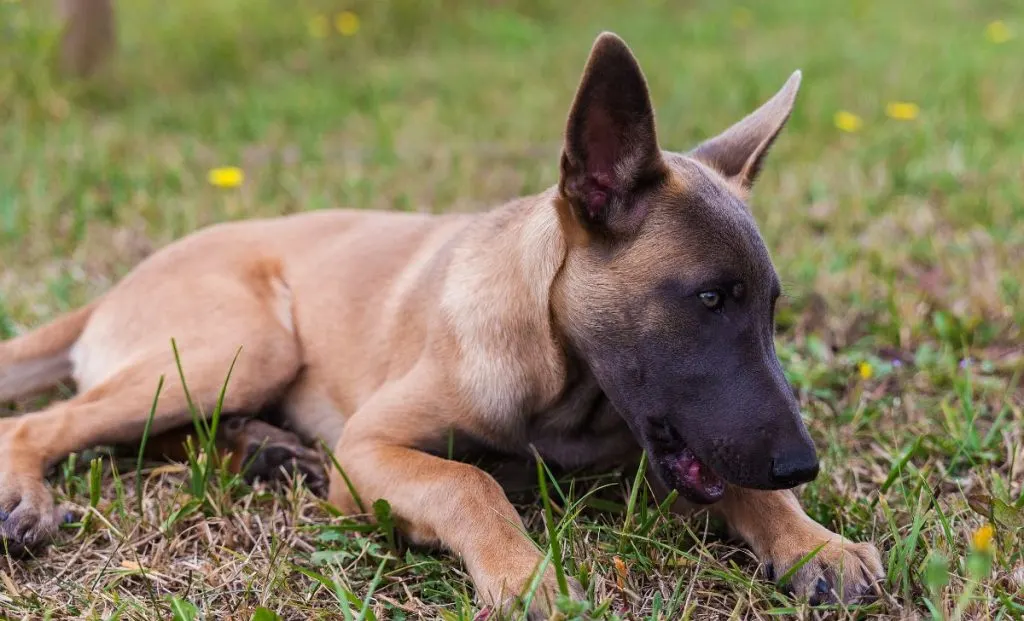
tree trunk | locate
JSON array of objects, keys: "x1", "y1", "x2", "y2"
[{"x1": 56, "y1": 0, "x2": 116, "y2": 78}]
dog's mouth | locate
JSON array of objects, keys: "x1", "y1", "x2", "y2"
[
  {"x1": 646, "y1": 420, "x2": 725, "y2": 504},
  {"x1": 656, "y1": 447, "x2": 725, "y2": 504}
]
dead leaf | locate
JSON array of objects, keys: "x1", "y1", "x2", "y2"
[
  {"x1": 0, "y1": 570, "x2": 21, "y2": 597},
  {"x1": 967, "y1": 491, "x2": 1024, "y2": 529},
  {"x1": 613, "y1": 555, "x2": 628, "y2": 590}
]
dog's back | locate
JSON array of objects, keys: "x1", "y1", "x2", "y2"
[{"x1": 0, "y1": 208, "x2": 435, "y2": 404}]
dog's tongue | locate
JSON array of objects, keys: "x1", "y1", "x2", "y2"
[{"x1": 671, "y1": 448, "x2": 725, "y2": 503}]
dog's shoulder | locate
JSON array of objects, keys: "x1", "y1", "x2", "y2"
[{"x1": 436, "y1": 191, "x2": 570, "y2": 436}]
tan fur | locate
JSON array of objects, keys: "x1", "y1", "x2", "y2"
[
  {"x1": 691, "y1": 71, "x2": 803, "y2": 190},
  {"x1": 712, "y1": 487, "x2": 884, "y2": 600},
  {"x1": 1, "y1": 33, "x2": 882, "y2": 615},
  {"x1": 0, "y1": 302, "x2": 96, "y2": 401}
]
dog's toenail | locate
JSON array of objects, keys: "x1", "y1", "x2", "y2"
[
  {"x1": 816, "y1": 577, "x2": 830, "y2": 595},
  {"x1": 0, "y1": 510, "x2": 8, "y2": 521},
  {"x1": 64, "y1": 512, "x2": 75, "y2": 524},
  {"x1": 764, "y1": 562, "x2": 775, "y2": 581}
]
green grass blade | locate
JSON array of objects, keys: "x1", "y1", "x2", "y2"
[
  {"x1": 536, "y1": 453, "x2": 569, "y2": 596},
  {"x1": 776, "y1": 541, "x2": 827, "y2": 589},
  {"x1": 136, "y1": 374, "x2": 165, "y2": 515}
]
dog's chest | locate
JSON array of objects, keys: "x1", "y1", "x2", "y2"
[
  {"x1": 441, "y1": 372, "x2": 637, "y2": 476},
  {"x1": 523, "y1": 373, "x2": 638, "y2": 470}
]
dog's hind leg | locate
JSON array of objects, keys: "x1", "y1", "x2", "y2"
[
  {"x1": 0, "y1": 331, "x2": 302, "y2": 555},
  {"x1": 0, "y1": 302, "x2": 97, "y2": 404},
  {"x1": 142, "y1": 417, "x2": 327, "y2": 495}
]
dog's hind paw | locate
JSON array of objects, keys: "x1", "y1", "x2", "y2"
[
  {"x1": 768, "y1": 536, "x2": 884, "y2": 605},
  {"x1": 0, "y1": 472, "x2": 61, "y2": 557},
  {"x1": 222, "y1": 418, "x2": 328, "y2": 496}
]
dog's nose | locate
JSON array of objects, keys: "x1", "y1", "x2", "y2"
[{"x1": 770, "y1": 450, "x2": 820, "y2": 487}]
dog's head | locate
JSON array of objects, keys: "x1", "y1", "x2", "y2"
[{"x1": 552, "y1": 33, "x2": 817, "y2": 504}]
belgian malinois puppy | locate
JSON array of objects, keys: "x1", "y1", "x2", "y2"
[{"x1": 0, "y1": 32, "x2": 883, "y2": 615}]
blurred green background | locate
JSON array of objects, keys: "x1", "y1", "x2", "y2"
[
  {"x1": 2, "y1": 0, "x2": 1022, "y2": 343},
  {"x1": 1, "y1": 0, "x2": 1022, "y2": 618}
]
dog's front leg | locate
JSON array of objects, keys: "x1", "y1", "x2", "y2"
[
  {"x1": 712, "y1": 486, "x2": 884, "y2": 604},
  {"x1": 328, "y1": 388, "x2": 583, "y2": 618}
]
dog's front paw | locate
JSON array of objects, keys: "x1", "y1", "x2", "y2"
[
  {"x1": 473, "y1": 553, "x2": 585, "y2": 620},
  {"x1": 767, "y1": 534, "x2": 884, "y2": 605},
  {"x1": 0, "y1": 472, "x2": 63, "y2": 556}
]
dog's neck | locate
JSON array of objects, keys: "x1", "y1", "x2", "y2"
[{"x1": 440, "y1": 187, "x2": 587, "y2": 418}]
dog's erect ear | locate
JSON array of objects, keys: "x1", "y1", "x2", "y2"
[
  {"x1": 559, "y1": 32, "x2": 665, "y2": 236},
  {"x1": 689, "y1": 71, "x2": 802, "y2": 189}
]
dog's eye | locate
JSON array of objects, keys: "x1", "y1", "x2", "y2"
[{"x1": 698, "y1": 290, "x2": 725, "y2": 311}]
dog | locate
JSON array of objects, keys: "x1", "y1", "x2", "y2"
[{"x1": 0, "y1": 32, "x2": 883, "y2": 615}]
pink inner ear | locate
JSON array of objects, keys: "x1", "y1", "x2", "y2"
[{"x1": 582, "y1": 106, "x2": 622, "y2": 189}]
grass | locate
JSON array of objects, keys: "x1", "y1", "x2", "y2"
[{"x1": 1, "y1": 0, "x2": 1022, "y2": 618}]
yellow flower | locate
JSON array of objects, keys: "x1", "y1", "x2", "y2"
[
  {"x1": 885, "y1": 101, "x2": 920, "y2": 121},
  {"x1": 307, "y1": 14, "x2": 329, "y2": 39},
  {"x1": 207, "y1": 166, "x2": 244, "y2": 189},
  {"x1": 834, "y1": 110, "x2": 863, "y2": 133},
  {"x1": 985, "y1": 20, "x2": 1013, "y2": 44},
  {"x1": 335, "y1": 11, "x2": 360, "y2": 36},
  {"x1": 857, "y1": 362, "x2": 873, "y2": 380},
  {"x1": 972, "y1": 524, "x2": 994, "y2": 553}
]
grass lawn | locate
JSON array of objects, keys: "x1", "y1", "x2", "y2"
[{"x1": 1, "y1": 0, "x2": 1022, "y2": 618}]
